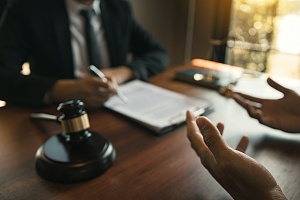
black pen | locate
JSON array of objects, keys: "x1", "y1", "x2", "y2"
[{"x1": 88, "y1": 65, "x2": 128, "y2": 103}]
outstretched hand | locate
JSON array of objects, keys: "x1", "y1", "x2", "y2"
[
  {"x1": 186, "y1": 111, "x2": 286, "y2": 200},
  {"x1": 233, "y1": 78, "x2": 300, "y2": 133}
]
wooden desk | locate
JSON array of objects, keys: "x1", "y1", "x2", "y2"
[{"x1": 1, "y1": 62, "x2": 300, "y2": 199}]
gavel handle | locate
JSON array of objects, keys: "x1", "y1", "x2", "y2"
[{"x1": 30, "y1": 113, "x2": 60, "y2": 123}]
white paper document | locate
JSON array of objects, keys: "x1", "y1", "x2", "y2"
[{"x1": 104, "y1": 80, "x2": 211, "y2": 135}]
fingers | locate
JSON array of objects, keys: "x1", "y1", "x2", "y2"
[
  {"x1": 246, "y1": 103, "x2": 262, "y2": 118},
  {"x1": 186, "y1": 111, "x2": 207, "y2": 156},
  {"x1": 186, "y1": 111, "x2": 250, "y2": 174},
  {"x1": 186, "y1": 111, "x2": 219, "y2": 170},
  {"x1": 254, "y1": 110, "x2": 274, "y2": 129},
  {"x1": 90, "y1": 77, "x2": 116, "y2": 89},
  {"x1": 234, "y1": 94, "x2": 273, "y2": 128},
  {"x1": 267, "y1": 77, "x2": 290, "y2": 95},
  {"x1": 233, "y1": 93, "x2": 263, "y2": 118},
  {"x1": 233, "y1": 92, "x2": 263, "y2": 105},
  {"x1": 76, "y1": 77, "x2": 117, "y2": 108},
  {"x1": 87, "y1": 77, "x2": 117, "y2": 99},
  {"x1": 195, "y1": 116, "x2": 227, "y2": 159},
  {"x1": 80, "y1": 88, "x2": 112, "y2": 108},
  {"x1": 235, "y1": 136, "x2": 249, "y2": 153},
  {"x1": 216, "y1": 123, "x2": 224, "y2": 135},
  {"x1": 233, "y1": 78, "x2": 290, "y2": 105}
]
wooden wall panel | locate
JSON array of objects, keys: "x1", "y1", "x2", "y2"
[{"x1": 129, "y1": 0, "x2": 221, "y2": 66}]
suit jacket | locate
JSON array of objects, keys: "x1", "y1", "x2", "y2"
[
  {"x1": 0, "y1": 0, "x2": 7, "y2": 18},
  {"x1": 0, "y1": 0, "x2": 169, "y2": 107}
]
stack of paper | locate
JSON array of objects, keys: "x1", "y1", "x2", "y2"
[{"x1": 104, "y1": 80, "x2": 211, "y2": 135}]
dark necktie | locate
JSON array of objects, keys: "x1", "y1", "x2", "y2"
[{"x1": 80, "y1": 8, "x2": 102, "y2": 68}]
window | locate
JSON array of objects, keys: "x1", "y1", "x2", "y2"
[{"x1": 227, "y1": 0, "x2": 300, "y2": 79}]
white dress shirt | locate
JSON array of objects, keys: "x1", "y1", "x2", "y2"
[{"x1": 64, "y1": 0, "x2": 110, "y2": 78}]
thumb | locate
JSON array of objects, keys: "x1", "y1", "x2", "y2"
[
  {"x1": 196, "y1": 117, "x2": 227, "y2": 159},
  {"x1": 267, "y1": 77, "x2": 290, "y2": 95}
]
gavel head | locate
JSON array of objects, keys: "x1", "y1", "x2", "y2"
[
  {"x1": 58, "y1": 99, "x2": 86, "y2": 120},
  {"x1": 57, "y1": 100, "x2": 91, "y2": 143}
]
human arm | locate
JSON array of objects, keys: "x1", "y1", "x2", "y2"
[
  {"x1": 126, "y1": 17, "x2": 169, "y2": 81},
  {"x1": 101, "y1": 66, "x2": 134, "y2": 84},
  {"x1": 233, "y1": 78, "x2": 300, "y2": 133},
  {"x1": 186, "y1": 110, "x2": 287, "y2": 200},
  {"x1": 0, "y1": 0, "x2": 118, "y2": 109},
  {"x1": 0, "y1": 0, "x2": 59, "y2": 107},
  {"x1": 101, "y1": 0, "x2": 169, "y2": 82}
]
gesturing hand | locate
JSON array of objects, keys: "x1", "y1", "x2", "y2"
[
  {"x1": 233, "y1": 78, "x2": 300, "y2": 133},
  {"x1": 186, "y1": 111, "x2": 287, "y2": 200}
]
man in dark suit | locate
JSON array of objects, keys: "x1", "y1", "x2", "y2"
[{"x1": 0, "y1": 0, "x2": 169, "y2": 108}]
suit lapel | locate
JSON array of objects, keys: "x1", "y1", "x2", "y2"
[
  {"x1": 101, "y1": 1, "x2": 118, "y2": 67},
  {"x1": 51, "y1": 0, "x2": 74, "y2": 78}
]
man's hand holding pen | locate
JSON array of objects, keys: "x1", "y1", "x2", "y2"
[
  {"x1": 99, "y1": 66, "x2": 135, "y2": 84},
  {"x1": 48, "y1": 75, "x2": 117, "y2": 109},
  {"x1": 88, "y1": 65, "x2": 129, "y2": 103},
  {"x1": 47, "y1": 65, "x2": 131, "y2": 109}
]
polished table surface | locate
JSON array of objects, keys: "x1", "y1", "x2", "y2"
[{"x1": 0, "y1": 62, "x2": 300, "y2": 200}]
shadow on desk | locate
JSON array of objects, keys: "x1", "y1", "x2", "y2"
[
  {"x1": 244, "y1": 131, "x2": 300, "y2": 199},
  {"x1": 249, "y1": 131, "x2": 300, "y2": 155}
]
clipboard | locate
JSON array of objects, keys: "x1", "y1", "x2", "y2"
[{"x1": 104, "y1": 80, "x2": 211, "y2": 135}]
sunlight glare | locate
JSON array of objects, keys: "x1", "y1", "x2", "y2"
[{"x1": 275, "y1": 14, "x2": 300, "y2": 54}]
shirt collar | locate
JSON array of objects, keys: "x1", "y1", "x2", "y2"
[{"x1": 65, "y1": 0, "x2": 101, "y2": 16}]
